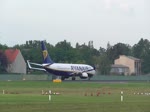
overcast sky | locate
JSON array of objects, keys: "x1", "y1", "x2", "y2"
[{"x1": 0, "y1": 0, "x2": 150, "y2": 49}]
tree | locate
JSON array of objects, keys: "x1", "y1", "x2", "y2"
[
  {"x1": 75, "y1": 42, "x2": 99, "y2": 65},
  {"x1": 0, "y1": 43, "x2": 8, "y2": 50},
  {"x1": 3, "y1": 38, "x2": 150, "y2": 75},
  {"x1": 107, "y1": 43, "x2": 131, "y2": 63},
  {"x1": 0, "y1": 50, "x2": 8, "y2": 73},
  {"x1": 96, "y1": 54, "x2": 111, "y2": 75},
  {"x1": 55, "y1": 40, "x2": 74, "y2": 63},
  {"x1": 88, "y1": 41, "x2": 94, "y2": 49},
  {"x1": 132, "y1": 38, "x2": 150, "y2": 74}
]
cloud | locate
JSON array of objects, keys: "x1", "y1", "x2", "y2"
[
  {"x1": 119, "y1": 1, "x2": 130, "y2": 12},
  {"x1": 104, "y1": 0, "x2": 134, "y2": 15}
]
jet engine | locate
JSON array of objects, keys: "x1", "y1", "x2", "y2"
[{"x1": 80, "y1": 72, "x2": 88, "y2": 79}]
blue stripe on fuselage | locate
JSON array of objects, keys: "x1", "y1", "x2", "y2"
[{"x1": 44, "y1": 67, "x2": 72, "y2": 76}]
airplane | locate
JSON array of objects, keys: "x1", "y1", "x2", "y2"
[{"x1": 27, "y1": 41, "x2": 96, "y2": 80}]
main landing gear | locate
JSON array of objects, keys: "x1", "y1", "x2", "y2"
[
  {"x1": 72, "y1": 77, "x2": 76, "y2": 81},
  {"x1": 61, "y1": 76, "x2": 65, "y2": 80},
  {"x1": 61, "y1": 76, "x2": 76, "y2": 81}
]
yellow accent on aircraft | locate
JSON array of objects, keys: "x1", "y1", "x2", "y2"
[
  {"x1": 53, "y1": 79, "x2": 62, "y2": 83},
  {"x1": 43, "y1": 50, "x2": 48, "y2": 60}
]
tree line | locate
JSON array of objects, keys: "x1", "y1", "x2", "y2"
[{"x1": 0, "y1": 38, "x2": 150, "y2": 75}]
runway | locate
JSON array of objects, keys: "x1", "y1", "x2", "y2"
[{"x1": 63, "y1": 79, "x2": 149, "y2": 83}]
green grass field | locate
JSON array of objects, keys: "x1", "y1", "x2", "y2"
[{"x1": 0, "y1": 81, "x2": 150, "y2": 112}]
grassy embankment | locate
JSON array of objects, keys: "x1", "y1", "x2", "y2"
[{"x1": 0, "y1": 81, "x2": 150, "y2": 112}]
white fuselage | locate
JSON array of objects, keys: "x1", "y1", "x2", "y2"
[{"x1": 43, "y1": 63, "x2": 95, "y2": 76}]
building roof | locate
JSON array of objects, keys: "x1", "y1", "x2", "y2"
[
  {"x1": 119, "y1": 55, "x2": 140, "y2": 61},
  {"x1": 127, "y1": 56, "x2": 141, "y2": 61},
  {"x1": 5, "y1": 49, "x2": 19, "y2": 63}
]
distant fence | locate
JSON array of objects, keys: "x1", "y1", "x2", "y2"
[
  {"x1": 0, "y1": 74, "x2": 150, "y2": 81},
  {"x1": 92, "y1": 75, "x2": 150, "y2": 81},
  {"x1": 0, "y1": 74, "x2": 52, "y2": 81}
]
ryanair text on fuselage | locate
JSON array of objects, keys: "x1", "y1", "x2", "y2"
[{"x1": 71, "y1": 66, "x2": 90, "y2": 72}]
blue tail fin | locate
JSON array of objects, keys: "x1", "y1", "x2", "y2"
[{"x1": 41, "y1": 41, "x2": 54, "y2": 64}]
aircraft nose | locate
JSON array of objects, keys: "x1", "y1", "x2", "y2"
[{"x1": 93, "y1": 66, "x2": 96, "y2": 70}]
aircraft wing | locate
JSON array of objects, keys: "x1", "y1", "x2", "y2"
[
  {"x1": 69, "y1": 67, "x2": 95, "y2": 79},
  {"x1": 27, "y1": 60, "x2": 46, "y2": 71},
  {"x1": 73, "y1": 68, "x2": 95, "y2": 74},
  {"x1": 82, "y1": 68, "x2": 95, "y2": 73}
]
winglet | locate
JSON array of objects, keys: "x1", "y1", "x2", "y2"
[
  {"x1": 41, "y1": 41, "x2": 54, "y2": 64},
  {"x1": 27, "y1": 60, "x2": 32, "y2": 69}
]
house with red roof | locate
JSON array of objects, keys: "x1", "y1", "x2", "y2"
[{"x1": 5, "y1": 49, "x2": 26, "y2": 74}]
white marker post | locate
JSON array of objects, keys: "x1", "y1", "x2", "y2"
[
  {"x1": 49, "y1": 95, "x2": 51, "y2": 101},
  {"x1": 121, "y1": 91, "x2": 123, "y2": 102},
  {"x1": 42, "y1": 90, "x2": 44, "y2": 95},
  {"x1": 49, "y1": 90, "x2": 51, "y2": 101},
  {"x1": 49, "y1": 90, "x2": 51, "y2": 94},
  {"x1": 3, "y1": 90, "x2": 5, "y2": 94}
]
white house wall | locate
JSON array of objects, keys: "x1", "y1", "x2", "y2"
[
  {"x1": 7, "y1": 51, "x2": 26, "y2": 74},
  {"x1": 115, "y1": 55, "x2": 135, "y2": 75}
]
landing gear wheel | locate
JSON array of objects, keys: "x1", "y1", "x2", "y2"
[
  {"x1": 72, "y1": 77, "x2": 76, "y2": 80},
  {"x1": 61, "y1": 76, "x2": 65, "y2": 80}
]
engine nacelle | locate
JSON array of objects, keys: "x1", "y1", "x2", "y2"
[{"x1": 80, "y1": 72, "x2": 88, "y2": 79}]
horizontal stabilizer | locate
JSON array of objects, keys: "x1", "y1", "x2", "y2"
[{"x1": 27, "y1": 60, "x2": 46, "y2": 71}]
